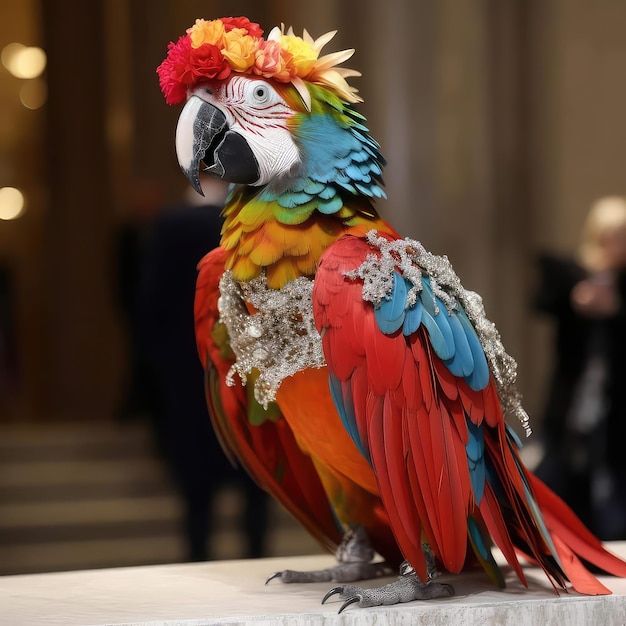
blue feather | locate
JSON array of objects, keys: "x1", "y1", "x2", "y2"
[
  {"x1": 468, "y1": 516, "x2": 489, "y2": 561},
  {"x1": 277, "y1": 191, "x2": 313, "y2": 208},
  {"x1": 375, "y1": 272, "x2": 407, "y2": 334},
  {"x1": 420, "y1": 309, "x2": 452, "y2": 360},
  {"x1": 281, "y1": 111, "x2": 385, "y2": 211},
  {"x1": 467, "y1": 516, "x2": 505, "y2": 588},
  {"x1": 419, "y1": 279, "x2": 455, "y2": 360},
  {"x1": 318, "y1": 195, "x2": 344, "y2": 214},
  {"x1": 466, "y1": 419, "x2": 486, "y2": 504},
  {"x1": 402, "y1": 299, "x2": 423, "y2": 335},
  {"x1": 456, "y1": 309, "x2": 490, "y2": 390},
  {"x1": 328, "y1": 374, "x2": 369, "y2": 460},
  {"x1": 292, "y1": 179, "x2": 325, "y2": 195},
  {"x1": 506, "y1": 424, "x2": 523, "y2": 449},
  {"x1": 352, "y1": 149, "x2": 370, "y2": 163},
  {"x1": 444, "y1": 311, "x2": 475, "y2": 377},
  {"x1": 318, "y1": 186, "x2": 337, "y2": 200}
]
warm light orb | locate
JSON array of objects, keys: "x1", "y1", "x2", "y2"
[
  {"x1": 0, "y1": 187, "x2": 26, "y2": 220},
  {"x1": 1, "y1": 43, "x2": 25, "y2": 69},
  {"x1": 2, "y1": 43, "x2": 47, "y2": 79},
  {"x1": 20, "y1": 78, "x2": 47, "y2": 109}
]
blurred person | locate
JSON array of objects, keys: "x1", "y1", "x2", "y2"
[
  {"x1": 534, "y1": 195, "x2": 626, "y2": 539},
  {"x1": 137, "y1": 175, "x2": 270, "y2": 561}
]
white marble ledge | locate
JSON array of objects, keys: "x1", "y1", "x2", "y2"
[{"x1": 3, "y1": 544, "x2": 626, "y2": 626}]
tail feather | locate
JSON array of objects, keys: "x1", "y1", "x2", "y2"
[
  {"x1": 529, "y1": 473, "x2": 626, "y2": 581},
  {"x1": 551, "y1": 534, "x2": 611, "y2": 595}
]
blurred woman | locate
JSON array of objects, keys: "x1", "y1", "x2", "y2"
[{"x1": 534, "y1": 196, "x2": 626, "y2": 539}]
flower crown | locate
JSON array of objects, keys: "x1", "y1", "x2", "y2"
[{"x1": 157, "y1": 16, "x2": 362, "y2": 108}]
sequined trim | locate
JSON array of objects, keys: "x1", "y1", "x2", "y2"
[{"x1": 218, "y1": 271, "x2": 325, "y2": 408}]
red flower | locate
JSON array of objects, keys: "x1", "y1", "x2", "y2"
[
  {"x1": 157, "y1": 36, "x2": 194, "y2": 105},
  {"x1": 221, "y1": 16, "x2": 263, "y2": 38},
  {"x1": 189, "y1": 43, "x2": 231, "y2": 81}
]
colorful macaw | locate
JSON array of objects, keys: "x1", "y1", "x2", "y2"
[{"x1": 158, "y1": 16, "x2": 626, "y2": 611}]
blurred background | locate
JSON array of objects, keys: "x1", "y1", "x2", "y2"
[{"x1": 0, "y1": 0, "x2": 625, "y2": 575}]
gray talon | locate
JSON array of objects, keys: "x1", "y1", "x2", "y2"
[
  {"x1": 265, "y1": 572, "x2": 282, "y2": 585},
  {"x1": 321, "y1": 586, "x2": 344, "y2": 604},
  {"x1": 338, "y1": 595, "x2": 362, "y2": 614}
]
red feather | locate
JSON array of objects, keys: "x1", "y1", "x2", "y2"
[
  {"x1": 478, "y1": 482, "x2": 528, "y2": 585},
  {"x1": 314, "y1": 234, "x2": 626, "y2": 594},
  {"x1": 529, "y1": 473, "x2": 626, "y2": 580}
]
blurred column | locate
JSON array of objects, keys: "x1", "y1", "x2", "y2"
[
  {"x1": 128, "y1": 0, "x2": 182, "y2": 194},
  {"x1": 41, "y1": 1, "x2": 121, "y2": 419}
]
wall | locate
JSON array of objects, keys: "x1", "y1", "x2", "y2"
[{"x1": 2, "y1": 1, "x2": 626, "y2": 427}]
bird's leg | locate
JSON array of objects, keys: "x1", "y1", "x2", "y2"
[
  {"x1": 266, "y1": 525, "x2": 392, "y2": 584},
  {"x1": 423, "y1": 542, "x2": 442, "y2": 580},
  {"x1": 322, "y1": 549, "x2": 454, "y2": 613}
]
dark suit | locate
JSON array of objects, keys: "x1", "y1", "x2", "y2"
[{"x1": 137, "y1": 202, "x2": 269, "y2": 560}]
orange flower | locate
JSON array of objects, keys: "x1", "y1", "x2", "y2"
[
  {"x1": 187, "y1": 19, "x2": 225, "y2": 49},
  {"x1": 222, "y1": 28, "x2": 256, "y2": 72}
]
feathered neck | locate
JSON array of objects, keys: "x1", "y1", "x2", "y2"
[{"x1": 220, "y1": 186, "x2": 395, "y2": 289}]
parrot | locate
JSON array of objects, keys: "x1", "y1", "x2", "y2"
[{"x1": 157, "y1": 16, "x2": 626, "y2": 611}]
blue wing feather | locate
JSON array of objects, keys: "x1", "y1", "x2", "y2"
[
  {"x1": 368, "y1": 264, "x2": 490, "y2": 391},
  {"x1": 328, "y1": 373, "x2": 369, "y2": 459},
  {"x1": 402, "y1": 299, "x2": 423, "y2": 335},
  {"x1": 444, "y1": 312, "x2": 475, "y2": 378},
  {"x1": 466, "y1": 419, "x2": 486, "y2": 504},
  {"x1": 374, "y1": 272, "x2": 407, "y2": 334},
  {"x1": 456, "y1": 309, "x2": 490, "y2": 390}
]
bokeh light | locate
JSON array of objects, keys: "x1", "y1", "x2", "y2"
[
  {"x1": 20, "y1": 77, "x2": 47, "y2": 109},
  {"x1": 2, "y1": 43, "x2": 47, "y2": 79},
  {"x1": 0, "y1": 186, "x2": 26, "y2": 220}
]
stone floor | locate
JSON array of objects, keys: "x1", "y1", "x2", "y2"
[{"x1": 0, "y1": 419, "x2": 324, "y2": 576}]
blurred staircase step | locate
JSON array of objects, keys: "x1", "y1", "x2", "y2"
[
  {"x1": 0, "y1": 535, "x2": 184, "y2": 575},
  {"x1": 0, "y1": 419, "x2": 323, "y2": 576}
]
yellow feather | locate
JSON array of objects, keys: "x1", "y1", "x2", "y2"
[{"x1": 219, "y1": 194, "x2": 397, "y2": 289}]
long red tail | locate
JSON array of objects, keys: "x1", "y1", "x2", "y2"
[{"x1": 529, "y1": 472, "x2": 626, "y2": 594}]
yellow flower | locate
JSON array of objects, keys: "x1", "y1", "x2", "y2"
[
  {"x1": 279, "y1": 34, "x2": 317, "y2": 77},
  {"x1": 187, "y1": 19, "x2": 225, "y2": 49},
  {"x1": 222, "y1": 28, "x2": 256, "y2": 72}
]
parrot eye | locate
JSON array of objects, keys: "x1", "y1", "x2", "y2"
[{"x1": 252, "y1": 84, "x2": 269, "y2": 104}]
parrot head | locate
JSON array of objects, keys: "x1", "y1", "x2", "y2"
[
  {"x1": 174, "y1": 75, "x2": 305, "y2": 192},
  {"x1": 157, "y1": 17, "x2": 385, "y2": 203}
]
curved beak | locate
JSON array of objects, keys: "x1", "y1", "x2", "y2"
[{"x1": 175, "y1": 96, "x2": 260, "y2": 194}]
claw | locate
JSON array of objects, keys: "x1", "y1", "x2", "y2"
[
  {"x1": 338, "y1": 595, "x2": 362, "y2": 614},
  {"x1": 321, "y1": 585, "x2": 344, "y2": 604},
  {"x1": 265, "y1": 572, "x2": 282, "y2": 585}
]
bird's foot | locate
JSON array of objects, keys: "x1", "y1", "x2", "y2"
[
  {"x1": 266, "y1": 524, "x2": 392, "y2": 584},
  {"x1": 322, "y1": 573, "x2": 454, "y2": 613}
]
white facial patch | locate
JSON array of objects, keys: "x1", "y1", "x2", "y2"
[{"x1": 245, "y1": 126, "x2": 301, "y2": 186}]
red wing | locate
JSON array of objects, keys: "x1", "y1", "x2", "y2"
[
  {"x1": 312, "y1": 234, "x2": 623, "y2": 592},
  {"x1": 195, "y1": 248, "x2": 342, "y2": 551},
  {"x1": 313, "y1": 235, "x2": 475, "y2": 575}
]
